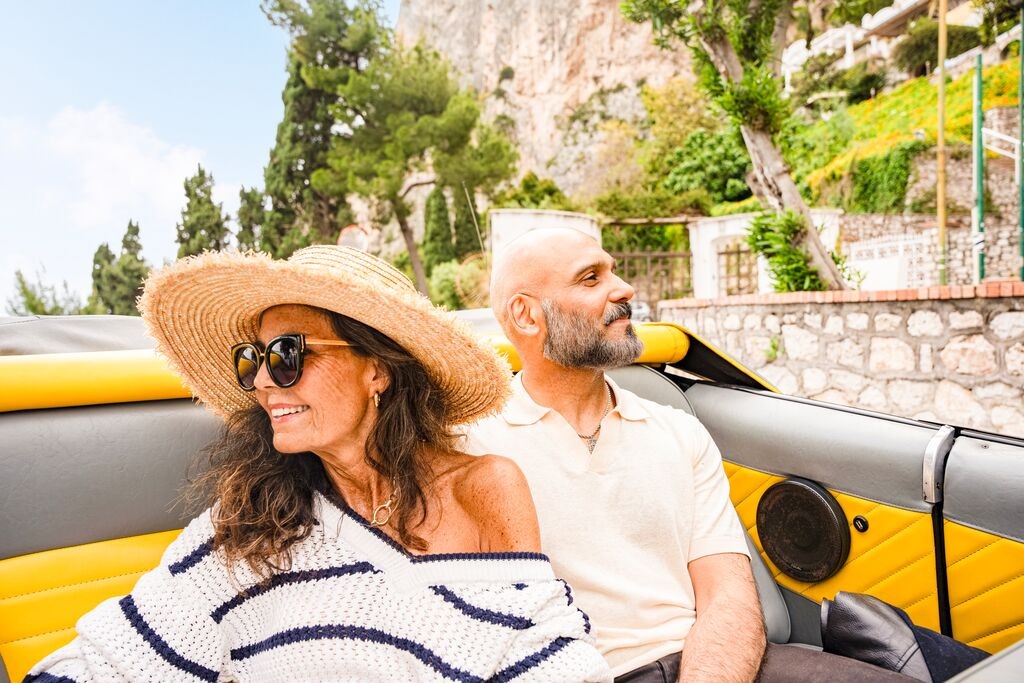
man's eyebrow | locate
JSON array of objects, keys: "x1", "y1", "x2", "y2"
[{"x1": 570, "y1": 257, "x2": 614, "y2": 281}]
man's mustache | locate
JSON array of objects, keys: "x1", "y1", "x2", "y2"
[{"x1": 603, "y1": 302, "x2": 632, "y2": 325}]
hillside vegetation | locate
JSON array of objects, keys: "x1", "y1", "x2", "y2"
[{"x1": 793, "y1": 58, "x2": 1020, "y2": 210}]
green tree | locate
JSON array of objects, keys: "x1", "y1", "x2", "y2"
[
  {"x1": 452, "y1": 190, "x2": 482, "y2": 260},
  {"x1": 86, "y1": 243, "x2": 116, "y2": 313},
  {"x1": 640, "y1": 76, "x2": 720, "y2": 170},
  {"x1": 313, "y1": 44, "x2": 514, "y2": 294},
  {"x1": 494, "y1": 172, "x2": 573, "y2": 210},
  {"x1": 237, "y1": 186, "x2": 265, "y2": 252},
  {"x1": 90, "y1": 221, "x2": 150, "y2": 316},
  {"x1": 259, "y1": 1, "x2": 383, "y2": 258},
  {"x1": 421, "y1": 186, "x2": 455, "y2": 274},
  {"x1": 176, "y1": 165, "x2": 229, "y2": 258},
  {"x1": 893, "y1": 19, "x2": 981, "y2": 76},
  {"x1": 662, "y1": 128, "x2": 752, "y2": 204},
  {"x1": 6, "y1": 270, "x2": 83, "y2": 315},
  {"x1": 623, "y1": 0, "x2": 846, "y2": 288}
]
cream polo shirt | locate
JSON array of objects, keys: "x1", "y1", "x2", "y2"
[{"x1": 461, "y1": 373, "x2": 750, "y2": 676}]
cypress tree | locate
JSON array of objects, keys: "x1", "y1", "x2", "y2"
[
  {"x1": 452, "y1": 188, "x2": 481, "y2": 260},
  {"x1": 176, "y1": 165, "x2": 229, "y2": 258},
  {"x1": 421, "y1": 186, "x2": 455, "y2": 274}
]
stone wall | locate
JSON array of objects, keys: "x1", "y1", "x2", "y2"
[
  {"x1": 659, "y1": 283, "x2": 1024, "y2": 439},
  {"x1": 839, "y1": 144, "x2": 1023, "y2": 285}
]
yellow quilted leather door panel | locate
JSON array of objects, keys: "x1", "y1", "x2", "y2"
[
  {"x1": 723, "y1": 462, "x2": 940, "y2": 631},
  {"x1": 0, "y1": 529, "x2": 180, "y2": 682},
  {"x1": 945, "y1": 520, "x2": 1024, "y2": 653}
]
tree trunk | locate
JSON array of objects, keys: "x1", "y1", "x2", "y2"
[
  {"x1": 740, "y1": 125, "x2": 847, "y2": 288},
  {"x1": 396, "y1": 213, "x2": 430, "y2": 295},
  {"x1": 695, "y1": 12, "x2": 848, "y2": 289}
]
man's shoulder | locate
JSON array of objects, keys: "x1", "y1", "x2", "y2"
[{"x1": 614, "y1": 383, "x2": 705, "y2": 432}]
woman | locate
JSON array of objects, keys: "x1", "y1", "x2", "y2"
[{"x1": 27, "y1": 245, "x2": 610, "y2": 682}]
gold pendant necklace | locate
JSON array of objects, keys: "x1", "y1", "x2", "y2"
[
  {"x1": 370, "y1": 483, "x2": 399, "y2": 527},
  {"x1": 576, "y1": 383, "x2": 612, "y2": 454}
]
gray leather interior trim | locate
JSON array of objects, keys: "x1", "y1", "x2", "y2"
[
  {"x1": 947, "y1": 636, "x2": 1024, "y2": 682},
  {"x1": 923, "y1": 425, "x2": 956, "y2": 504},
  {"x1": 684, "y1": 383, "x2": 937, "y2": 512},
  {"x1": 606, "y1": 365, "x2": 694, "y2": 415},
  {"x1": 780, "y1": 587, "x2": 823, "y2": 647},
  {"x1": 746, "y1": 534, "x2": 790, "y2": 644},
  {"x1": 0, "y1": 654, "x2": 9, "y2": 683},
  {"x1": 0, "y1": 315, "x2": 154, "y2": 355},
  {"x1": 0, "y1": 400, "x2": 220, "y2": 559},
  {"x1": 944, "y1": 436, "x2": 1024, "y2": 543}
]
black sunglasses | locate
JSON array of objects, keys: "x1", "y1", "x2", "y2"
[{"x1": 231, "y1": 334, "x2": 354, "y2": 391}]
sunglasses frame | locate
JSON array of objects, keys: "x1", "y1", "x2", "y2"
[{"x1": 231, "y1": 334, "x2": 354, "y2": 391}]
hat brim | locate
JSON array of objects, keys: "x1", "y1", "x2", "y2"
[{"x1": 139, "y1": 248, "x2": 510, "y2": 424}]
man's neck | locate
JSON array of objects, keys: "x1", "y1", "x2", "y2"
[{"x1": 519, "y1": 363, "x2": 612, "y2": 432}]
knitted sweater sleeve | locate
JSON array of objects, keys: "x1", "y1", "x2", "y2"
[
  {"x1": 491, "y1": 579, "x2": 611, "y2": 683},
  {"x1": 25, "y1": 513, "x2": 229, "y2": 683}
]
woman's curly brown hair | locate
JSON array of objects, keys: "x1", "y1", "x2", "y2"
[{"x1": 185, "y1": 309, "x2": 456, "y2": 575}]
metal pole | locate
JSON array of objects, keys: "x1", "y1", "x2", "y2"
[
  {"x1": 974, "y1": 53, "x2": 986, "y2": 283},
  {"x1": 1019, "y1": 7, "x2": 1024, "y2": 281},
  {"x1": 937, "y1": 0, "x2": 948, "y2": 285}
]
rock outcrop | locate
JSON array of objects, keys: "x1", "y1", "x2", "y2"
[{"x1": 397, "y1": 0, "x2": 692, "y2": 194}]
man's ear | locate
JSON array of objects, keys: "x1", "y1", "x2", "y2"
[{"x1": 507, "y1": 293, "x2": 542, "y2": 338}]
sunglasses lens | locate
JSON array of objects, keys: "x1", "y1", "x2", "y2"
[
  {"x1": 267, "y1": 336, "x2": 301, "y2": 387},
  {"x1": 234, "y1": 346, "x2": 260, "y2": 390}
]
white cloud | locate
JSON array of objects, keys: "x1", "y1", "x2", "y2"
[{"x1": 0, "y1": 104, "x2": 243, "y2": 311}]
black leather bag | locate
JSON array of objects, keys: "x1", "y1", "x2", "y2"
[{"x1": 821, "y1": 592, "x2": 988, "y2": 683}]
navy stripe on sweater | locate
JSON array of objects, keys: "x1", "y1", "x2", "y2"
[
  {"x1": 24, "y1": 674, "x2": 80, "y2": 683},
  {"x1": 211, "y1": 562, "x2": 379, "y2": 623},
  {"x1": 490, "y1": 637, "x2": 576, "y2": 683},
  {"x1": 119, "y1": 595, "x2": 219, "y2": 682},
  {"x1": 168, "y1": 538, "x2": 214, "y2": 576},
  {"x1": 229, "y1": 624, "x2": 485, "y2": 683},
  {"x1": 430, "y1": 586, "x2": 534, "y2": 630}
]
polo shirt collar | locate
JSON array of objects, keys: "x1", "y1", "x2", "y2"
[{"x1": 504, "y1": 372, "x2": 652, "y2": 426}]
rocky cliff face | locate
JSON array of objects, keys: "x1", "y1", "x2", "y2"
[{"x1": 397, "y1": 0, "x2": 692, "y2": 194}]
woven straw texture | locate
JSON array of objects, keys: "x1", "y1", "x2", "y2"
[{"x1": 138, "y1": 246, "x2": 510, "y2": 424}]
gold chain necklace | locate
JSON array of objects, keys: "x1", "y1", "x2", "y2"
[{"x1": 576, "y1": 383, "x2": 612, "y2": 454}]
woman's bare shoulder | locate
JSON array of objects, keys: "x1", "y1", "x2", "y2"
[{"x1": 448, "y1": 453, "x2": 541, "y2": 553}]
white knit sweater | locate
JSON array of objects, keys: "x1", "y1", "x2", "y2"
[{"x1": 28, "y1": 494, "x2": 610, "y2": 682}]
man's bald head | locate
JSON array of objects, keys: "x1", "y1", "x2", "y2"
[{"x1": 490, "y1": 228, "x2": 599, "y2": 330}]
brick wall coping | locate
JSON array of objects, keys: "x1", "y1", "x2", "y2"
[{"x1": 659, "y1": 281, "x2": 1024, "y2": 309}]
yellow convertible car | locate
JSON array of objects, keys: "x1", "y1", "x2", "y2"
[{"x1": 1, "y1": 314, "x2": 1022, "y2": 681}]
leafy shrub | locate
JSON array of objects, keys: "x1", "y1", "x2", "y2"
[
  {"x1": 710, "y1": 196, "x2": 763, "y2": 216},
  {"x1": 978, "y1": 1, "x2": 1022, "y2": 45},
  {"x1": 746, "y1": 211, "x2": 825, "y2": 292},
  {"x1": 595, "y1": 187, "x2": 710, "y2": 219},
  {"x1": 782, "y1": 109, "x2": 856, "y2": 183},
  {"x1": 662, "y1": 128, "x2": 752, "y2": 204},
  {"x1": 790, "y1": 57, "x2": 887, "y2": 111},
  {"x1": 428, "y1": 260, "x2": 463, "y2": 310},
  {"x1": 847, "y1": 140, "x2": 928, "y2": 213},
  {"x1": 493, "y1": 172, "x2": 574, "y2": 210},
  {"x1": 894, "y1": 19, "x2": 981, "y2": 75},
  {"x1": 828, "y1": 0, "x2": 892, "y2": 27},
  {"x1": 601, "y1": 223, "x2": 690, "y2": 252},
  {"x1": 717, "y1": 66, "x2": 791, "y2": 134}
]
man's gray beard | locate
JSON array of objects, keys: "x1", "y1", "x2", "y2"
[{"x1": 541, "y1": 300, "x2": 644, "y2": 369}]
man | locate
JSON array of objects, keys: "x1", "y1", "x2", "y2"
[{"x1": 463, "y1": 227, "x2": 911, "y2": 682}]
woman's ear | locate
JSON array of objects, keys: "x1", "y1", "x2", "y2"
[{"x1": 367, "y1": 358, "x2": 391, "y2": 396}]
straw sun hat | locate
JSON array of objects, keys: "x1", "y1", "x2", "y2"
[{"x1": 139, "y1": 245, "x2": 511, "y2": 424}]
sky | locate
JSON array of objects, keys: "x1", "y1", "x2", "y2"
[{"x1": 0, "y1": 1, "x2": 401, "y2": 312}]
